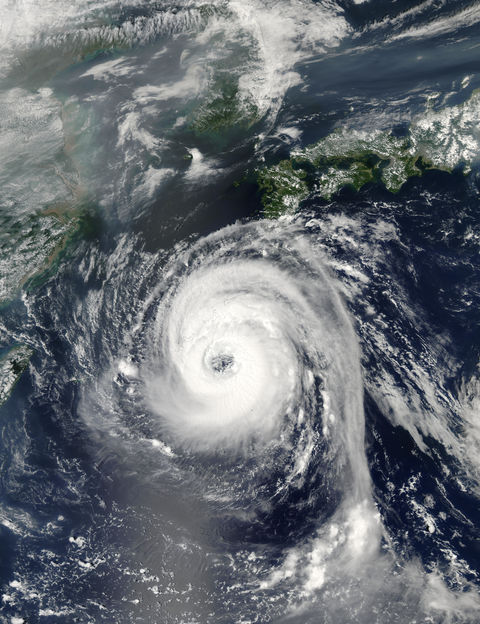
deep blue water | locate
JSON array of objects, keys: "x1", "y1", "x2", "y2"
[{"x1": 2, "y1": 1, "x2": 480, "y2": 622}]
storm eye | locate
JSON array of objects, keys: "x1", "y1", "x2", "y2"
[{"x1": 209, "y1": 353, "x2": 235, "y2": 374}]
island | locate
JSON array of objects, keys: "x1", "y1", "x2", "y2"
[
  {"x1": 258, "y1": 90, "x2": 480, "y2": 216},
  {"x1": 0, "y1": 345, "x2": 33, "y2": 408}
]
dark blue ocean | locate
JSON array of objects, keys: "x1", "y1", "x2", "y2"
[{"x1": 1, "y1": 1, "x2": 480, "y2": 622}]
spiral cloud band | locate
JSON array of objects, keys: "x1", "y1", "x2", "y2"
[
  {"x1": 137, "y1": 221, "x2": 369, "y2": 500},
  {"x1": 76, "y1": 220, "x2": 384, "y2": 618},
  {"x1": 148, "y1": 260, "x2": 300, "y2": 447}
]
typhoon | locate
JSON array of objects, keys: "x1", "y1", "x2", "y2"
[
  {"x1": 142, "y1": 225, "x2": 364, "y2": 459},
  {"x1": 1, "y1": 0, "x2": 480, "y2": 623},
  {"x1": 82, "y1": 220, "x2": 384, "y2": 620}
]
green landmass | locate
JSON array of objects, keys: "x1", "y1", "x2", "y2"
[
  {"x1": 0, "y1": 210, "x2": 79, "y2": 304},
  {"x1": 257, "y1": 160, "x2": 309, "y2": 218},
  {"x1": 0, "y1": 345, "x2": 33, "y2": 407},
  {"x1": 0, "y1": 86, "x2": 95, "y2": 306},
  {"x1": 191, "y1": 77, "x2": 258, "y2": 135},
  {"x1": 257, "y1": 129, "x2": 424, "y2": 216},
  {"x1": 189, "y1": 35, "x2": 261, "y2": 140},
  {"x1": 258, "y1": 90, "x2": 480, "y2": 216}
]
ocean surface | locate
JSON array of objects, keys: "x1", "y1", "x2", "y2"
[{"x1": 1, "y1": 1, "x2": 480, "y2": 622}]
